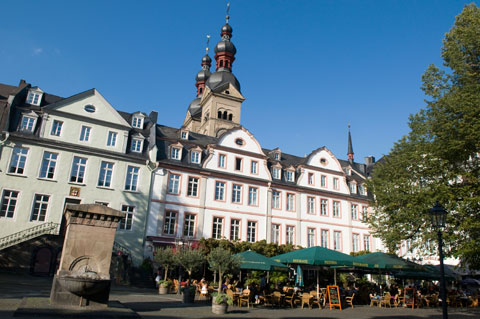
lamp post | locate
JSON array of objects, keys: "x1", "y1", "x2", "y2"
[{"x1": 429, "y1": 201, "x2": 448, "y2": 319}]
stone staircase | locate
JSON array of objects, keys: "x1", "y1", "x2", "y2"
[{"x1": 0, "y1": 222, "x2": 60, "y2": 251}]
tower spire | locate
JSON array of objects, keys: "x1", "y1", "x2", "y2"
[
  {"x1": 195, "y1": 35, "x2": 212, "y2": 97},
  {"x1": 348, "y1": 124, "x2": 354, "y2": 163},
  {"x1": 213, "y1": 2, "x2": 236, "y2": 72}
]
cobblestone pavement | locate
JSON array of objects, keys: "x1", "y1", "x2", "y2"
[{"x1": 1, "y1": 273, "x2": 479, "y2": 319}]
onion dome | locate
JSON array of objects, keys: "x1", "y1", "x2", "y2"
[
  {"x1": 206, "y1": 70, "x2": 241, "y2": 93},
  {"x1": 201, "y1": 54, "x2": 212, "y2": 65},
  {"x1": 188, "y1": 97, "x2": 202, "y2": 118},
  {"x1": 214, "y1": 23, "x2": 236, "y2": 55},
  {"x1": 196, "y1": 69, "x2": 211, "y2": 82}
]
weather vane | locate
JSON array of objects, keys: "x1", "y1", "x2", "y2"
[
  {"x1": 226, "y1": 2, "x2": 230, "y2": 23},
  {"x1": 206, "y1": 34, "x2": 210, "y2": 54}
]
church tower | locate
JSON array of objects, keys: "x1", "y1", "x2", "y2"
[{"x1": 184, "y1": 5, "x2": 245, "y2": 137}]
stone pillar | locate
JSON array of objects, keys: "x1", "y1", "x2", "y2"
[{"x1": 50, "y1": 204, "x2": 124, "y2": 308}]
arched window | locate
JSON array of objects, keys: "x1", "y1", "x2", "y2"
[
  {"x1": 223, "y1": 111, "x2": 228, "y2": 119},
  {"x1": 218, "y1": 111, "x2": 222, "y2": 119},
  {"x1": 199, "y1": 88, "x2": 203, "y2": 94},
  {"x1": 220, "y1": 60, "x2": 224, "y2": 67},
  {"x1": 225, "y1": 60, "x2": 229, "y2": 68},
  {"x1": 228, "y1": 114, "x2": 233, "y2": 121}
]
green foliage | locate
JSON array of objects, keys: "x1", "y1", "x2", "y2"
[
  {"x1": 198, "y1": 238, "x2": 296, "y2": 257},
  {"x1": 174, "y1": 247, "x2": 205, "y2": 277},
  {"x1": 158, "y1": 280, "x2": 170, "y2": 287},
  {"x1": 368, "y1": 4, "x2": 480, "y2": 269},
  {"x1": 207, "y1": 247, "x2": 240, "y2": 293},
  {"x1": 349, "y1": 250, "x2": 371, "y2": 257},
  {"x1": 154, "y1": 247, "x2": 176, "y2": 280},
  {"x1": 211, "y1": 292, "x2": 233, "y2": 305}
]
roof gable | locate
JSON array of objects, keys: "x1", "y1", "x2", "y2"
[
  {"x1": 216, "y1": 127, "x2": 265, "y2": 155},
  {"x1": 44, "y1": 89, "x2": 130, "y2": 127},
  {"x1": 305, "y1": 147, "x2": 343, "y2": 172}
]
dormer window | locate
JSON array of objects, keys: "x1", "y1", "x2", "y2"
[
  {"x1": 26, "y1": 87, "x2": 43, "y2": 106},
  {"x1": 274, "y1": 153, "x2": 280, "y2": 160},
  {"x1": 180, "y1": 130, "x2": 189, "y2": 140},
  {"x1": 286, "y1": 170, "x2": 294, "y2": 182},
  {"x1": 349, "y1": 182, "x2": 357, "y2": 194},
  {"x1": 272, "y1": 167, "x2": 281, "y2": 179},
  {"x1": 131, "y1": 138, "x2": 143, "y2": 152},
  {"x1": 132, "y1": 114, "x2": 145, "y2": 129},
  {"x1": 191, "y1": 151, "x2": 201, "y2": 164},
  {"x1": 171, "y1": 147, "x2": 181, "y2": 160},
  {"x1": 359, "y1": 184, "x2": 367, "y2": 196},
  {"x1": 19, "y1": 112, "x2": 38, "y2": 133}
]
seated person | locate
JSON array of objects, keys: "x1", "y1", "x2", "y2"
[{"x1": 370, "y1": 292, "x2": 381, "y2": 301}]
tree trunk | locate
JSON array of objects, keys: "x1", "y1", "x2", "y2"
[
  {"x1": 218, "y1": 270, "x2": 223, "y2": 293},
  {"x1": 164, "y1": 266, "x2": 169, "y2": 281}
]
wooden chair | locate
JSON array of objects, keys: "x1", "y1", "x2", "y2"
[
  {"x1": 283, "y1": 289, "x2": 296, "y2": 308},
  {"x1": 393, "y1": 294, "x2": 402, "y2": 307},
  {"x1": 301, "y1": 293, "x2": 313, "y2": 309},
  {"x1": 370, "y1": 295, "x2": 380, "y2": 307},
  {"x1": 380, "y1": 292, "x2": 392, "y2": 308},
  {"x1": 272, "y1": 291, "x2": 282, "y2": 307},
  {"x1": 238, "y1": 289, "x2": 251, "y2": 308},
  {"x1": 469, "y1": 296, "x2": 479, "y2": 308},
  {"x1": 226, "y1": 289, "x2": 238, "y2": 306},
  {"x1": 311, "y1": 293, "x2": 322, "y2": 309},
  {"x1": 260, "y1": 293, "x2": 274, "y2": 307},
  {"x1": 345, "y1": 293, "x2": 355, "y2": 308}
]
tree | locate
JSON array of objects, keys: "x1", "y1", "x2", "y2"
[
  {"x1": 154, "y1": 247, "x2": 176, "y2": 280},
  {"x1": 175, "y1": 247, "x2": 205, "y2": 278},
  {"x1": 207, "y1": 247, "x2": 240, "y2": 293},
  {"x1": 368, "y1": 4, "x2": 480, "y2": 269}
]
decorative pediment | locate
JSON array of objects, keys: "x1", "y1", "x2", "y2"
[
  {"x1": 43, "y1": 89, "x2": 130, "y2": 128},
  {"x1": 305, "y1": 147, "x2": 343, "y2": 172},
  {"x1": 216, "y1": 127, "x2": 265, "y2": 156}
]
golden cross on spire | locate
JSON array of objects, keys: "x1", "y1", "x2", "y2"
[{"x1": 206, "y1": 34, "x2": 210, "y2": 54}]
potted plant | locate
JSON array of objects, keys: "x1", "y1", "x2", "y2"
[
  {"x1": 158, "y1": 280, "x2": 170, "y2": 295},
  {"x1": 207, "y1": 247, "x2": 240, "y2": 314},
  {"x1": 211, "y1": 292, "x2": 233, "y2": 314},
  {"x1": 174, "y1": 247, "x2": 205, "y2": 303},
  {"x1": 182, "y1": 285, "x2": 197, "y2": 304},
  {"x1": 154, "y1": 247, "x2": 176, "y2": 282}
]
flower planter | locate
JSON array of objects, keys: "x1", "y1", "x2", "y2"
[
  {"x1": 212, "y1": 301, "x2": 228, "y2": 314},
  {"x1": 182, "y1": 288, "x2": 196, "y2": 303},
  {"x1": 159, "y1": 286, "x2": 168, "y2": 295}
]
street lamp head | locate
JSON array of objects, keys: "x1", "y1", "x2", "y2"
[{"x1": 430, "y1": 201, "x2": 447, "y2": 229}]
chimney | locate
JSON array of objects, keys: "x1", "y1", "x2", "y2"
[{"x1": 364, "y1": 156, "x2": 375, "y2": 165}]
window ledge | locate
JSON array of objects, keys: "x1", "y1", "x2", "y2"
[
  {"x1": 6, "y1": 173, "x2": 28, "y2": 178},
  {"x1": 68, "y1": 182, "x2": 86, "y2": 186},
  {"x1": 96, "y1": 186, "x2": 114, "y2": 191},
  {"x1": 123, "y1": 190, "x2": 140, "y2": 194},
  {"x1": 37, "y1": 178, "x2": 57, "y2": 182}
]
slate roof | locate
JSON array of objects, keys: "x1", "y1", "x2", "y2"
[
  {"x1": 2, "y1": 80, "x2": 154, "y2": 159},
  {"x1": 155, "y1": 123, "x2": 371, "y2": 199}
]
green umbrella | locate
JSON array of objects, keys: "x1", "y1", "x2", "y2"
[
  {"x1": 234, "y1": 250, "x2": 288, "y2": 271},
  {"x1": 272, "y1": 246, "x2": 366, "y2": 267},
  {"x1": 353, "y1": 252, "x2": 421, "y2": 270}
]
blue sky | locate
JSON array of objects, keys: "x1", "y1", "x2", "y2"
[{"x1": 0, "y1": 0, "x2": 475, "y2": 163}]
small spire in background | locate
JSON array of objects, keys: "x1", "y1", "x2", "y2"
[
  {"x1": 226, "y1": 2, "x2": 230, "y2": 23},
  {"x1": 348, "y1": 124, "x2": 354, "y2": 163}
]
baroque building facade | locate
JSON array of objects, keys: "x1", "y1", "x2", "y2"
[{"x1": 144, "y1": 19, "x2": 383, "y2": 258}]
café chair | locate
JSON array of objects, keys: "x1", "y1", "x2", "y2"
[
  {"x1": 238, "y1": 288, "x2": 251, "y2": 308},
  {"x1": 301, "y1": 293, "x2": 313, "y2": 309},
  {"x1": 345, "y1": 293, "x2": 355, "y2": 308},
  {"x1": 380, "y1": 292, "x2": 392, "y2": 308}
]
